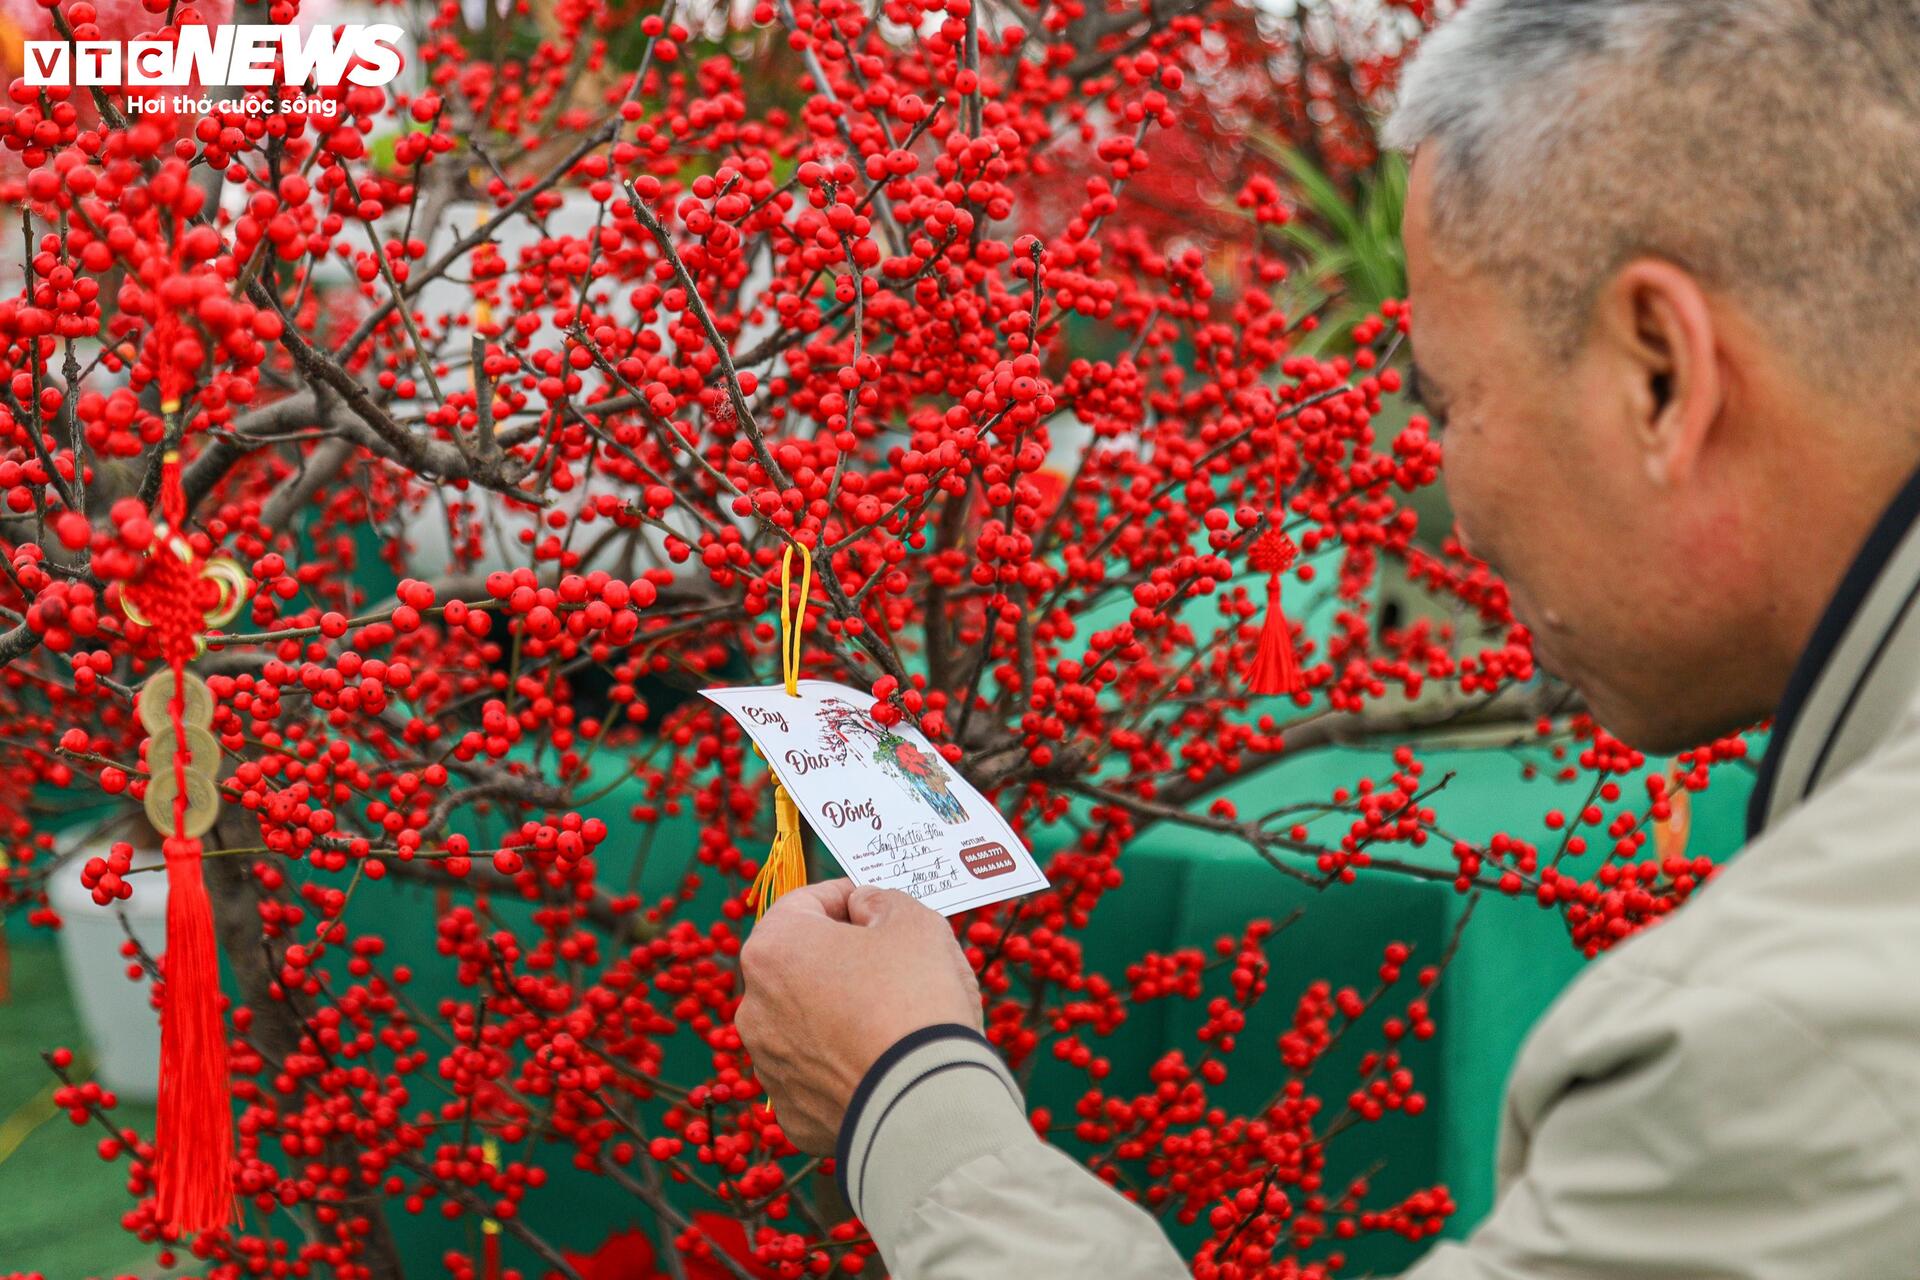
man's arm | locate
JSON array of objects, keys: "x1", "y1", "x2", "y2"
[
  {"x1": 1402, "y1": 971, "x2": 1920, "y2": 1280},
  {"x1": 735, "y1": 883, "x2": 1186, "y2": 1277},
  {"x1": 837, "y1": 1024, "x2": 1187, "y2": 1278},
  {"x1": 739, "y1": 883, "x2": 1920, "y2": 1278}
]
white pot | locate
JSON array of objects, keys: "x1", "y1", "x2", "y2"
[{"x1": 47, "y1": 821, "x2": 166, "y2": 1103}]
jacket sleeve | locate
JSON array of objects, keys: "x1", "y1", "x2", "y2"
[
  {"x1": 1398, "y1": 972, "x2": 1920, "y2": 1280},
  {"x1": 839, "y1": 1024, "x2": 1188, "y2": 1279}
]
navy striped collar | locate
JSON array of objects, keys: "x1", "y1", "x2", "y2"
[{"x1": 1747, "y1": 461, "x2": 1920, "y2": 840}]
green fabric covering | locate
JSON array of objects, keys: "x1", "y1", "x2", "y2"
[{"x1": 0, "y1": 940, "x2": 158, "y2": 1278}]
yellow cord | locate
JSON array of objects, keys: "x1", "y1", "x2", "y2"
[
  {"x1": 750, "y1": 542, "x2": 813, "y2": 917},
  {"x1": 779, "y1": 540, "x2": 812, "y2": 696}
]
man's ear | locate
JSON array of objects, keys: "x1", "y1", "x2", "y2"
[{"x1": 1596, "y1": 258, "x2": 1724, "y2": 487}]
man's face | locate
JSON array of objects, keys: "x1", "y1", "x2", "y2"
[{"x1": 1401, "y1": 151, "x2": 1765, "y2": 752}]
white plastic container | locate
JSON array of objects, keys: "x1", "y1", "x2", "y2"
[{"x1": 48, "y1": 821, "x2": 166, "y2": 1102}]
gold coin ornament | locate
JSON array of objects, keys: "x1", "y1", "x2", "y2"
[
  {"x1": 145, "y1": 724, "x2": 220, "y2": 779},
  {"x1": 143, "y1": 767, "x2": 221, "y2": 839},
  {"x1": 119, "y1": 454, "x2": 244, "y2": 854},
  {"x1": 138, "y1": 673, "x2": 224, "y2": 839},
  {"x1": 138, "y1": 669, "x2": 216, "y2": 735}
]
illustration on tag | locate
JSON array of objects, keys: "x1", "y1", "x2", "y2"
[{"x1": 816, "y1": 697, "x2": 969, "y2": 824}]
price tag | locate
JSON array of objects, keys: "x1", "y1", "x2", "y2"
[{"x1": 703, "y1": 679, "x2": 1049, "y2": 915}]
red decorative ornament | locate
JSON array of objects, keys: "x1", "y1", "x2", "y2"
[
  {"x1": 562, "y1": 1227, "x2": 662, "y2": 1279},
  {"x1": 118, "y1": 454, "x2": 249, "y2": 1236},
  {"x1": 481, "y1": 1137, "x2": 505, "y2": 1280},
  {"x1": 1245, "y1": 528, "x2": 1304, "y2": 697}
]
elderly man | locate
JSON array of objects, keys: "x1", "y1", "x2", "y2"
[{"x1": 734, "y1": 0, "x2": 1920, "y2": 1274}]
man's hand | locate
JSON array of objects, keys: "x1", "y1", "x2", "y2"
[{"x1": 736, "y1": 880, "x2": 982, "y2": 1155}]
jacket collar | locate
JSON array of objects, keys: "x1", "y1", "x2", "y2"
[{"x1": 1748, "y1": 462, "x2": 1920, "y2": 839}]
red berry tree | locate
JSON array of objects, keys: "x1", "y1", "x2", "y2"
[{"x1": 0, "y1": 0, "x2": 1749, "y2": 1276}]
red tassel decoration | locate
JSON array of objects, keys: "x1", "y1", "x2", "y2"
[
  {"x1": 155, "y1": 765, "x2": 234, "y2": 1233},
  {"x1": 1245, "y1": 529, "x2": 1304, "y2": 697},
  {"x1": 483, "y1": 1221, "x2": 503, "y2": 1280},
  {"x1": 122, "y1": 455, "x2": 240, "y2": 1234}
]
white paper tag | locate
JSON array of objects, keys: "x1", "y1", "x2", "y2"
[{"x1": 702, "y1": 678, "x2": 1049, "y2": 915}]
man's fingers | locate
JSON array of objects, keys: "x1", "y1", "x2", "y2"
[
  {"x1": 847, "y1": 885, "x2": 918, "y2": 926},
  {"x1": 741, "y1": 883, "x2": 854, "y2": 994},
  {"x1": 734, "y1": 992, "x2": 764, "y2": 1048},
  {"x1": 762, "y1": 878, "x2": 858, "y2": 922}
]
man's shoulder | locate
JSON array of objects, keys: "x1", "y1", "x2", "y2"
[
  {"x1": 1613, "y1": 706, "x2": 1920, "y2": 994},
  {"x1": 1516, "y1": 717, "x2": 1920, "y2": 1131}
]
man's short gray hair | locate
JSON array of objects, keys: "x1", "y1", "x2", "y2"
[{"x1": 1385, "y1": 0, "x2": 1920, "y2": 378}]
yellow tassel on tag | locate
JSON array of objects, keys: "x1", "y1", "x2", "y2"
[
  {"x1": 749, "y1": 542, "x2": 813, "y2": 917},
  {"x1": 752, "y1": 786, "x2": 808, "y2": 917}
]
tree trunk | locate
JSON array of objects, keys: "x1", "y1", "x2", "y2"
[{"x1": 205, "y1": 814, "x2": 406, "y2": 1280}]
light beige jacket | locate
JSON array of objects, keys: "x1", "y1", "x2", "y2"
[{"x1": 838, "y1": 470, "x2": 1920, "y2": 1278}]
